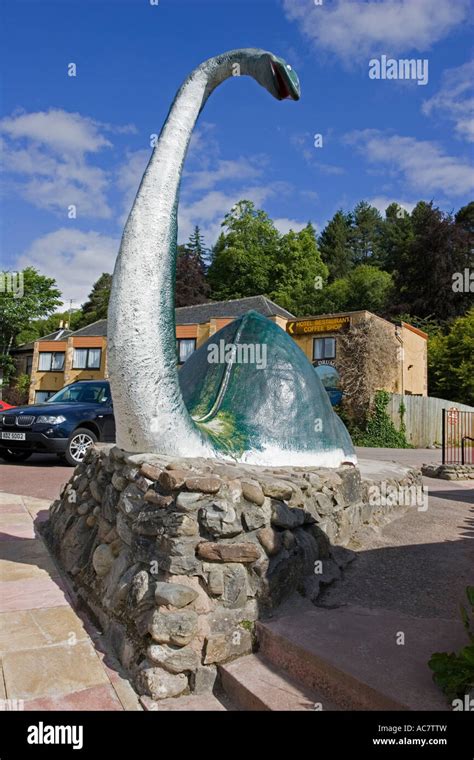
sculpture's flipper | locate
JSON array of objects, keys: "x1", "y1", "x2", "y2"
[{"x1": 180, "y1": 311, "x2": 356, "y2": 467}]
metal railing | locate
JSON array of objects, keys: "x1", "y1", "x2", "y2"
[{"x1": 442, "y1": 409, "x2": 474, "y2": 465}]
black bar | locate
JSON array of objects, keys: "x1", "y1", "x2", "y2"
[
  {"x1": 461, "y1": 435, "x2": 474, "y2": 465},
  {"x1": 442, "y1": 408, "x2": 446, "y2": 465}
]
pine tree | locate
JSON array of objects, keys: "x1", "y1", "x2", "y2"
[
  {"x1": 378, "y1": 202, "x2": 414, "y2": 275},
  {"x1": 351, "y1": 201, "x2": 384, "y2": 265},
  {"x1": 77, "y1": 273, "x2": 112, "y2": 327},
  {"x1": 187, "y1": 225, "x2": 209, "y2": 268},
  {"x1": 318, "y1": 210, "x2": 353, "y2": 281},
  {"x1": 455, "y1": 201, "x2": 474, "y2": 234},
  {"x1": 175, "y1": 228, "x2": 210, "y2": 307}
]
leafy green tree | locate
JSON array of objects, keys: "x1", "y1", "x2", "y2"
[
  {"x1": 0, "y1": 267, "x2": 62, "y2": 381},
  {"x1": 76, "y1": 273, "x2": 112, "y2": 328},
  {"x1": 16, "y1": 309, "x2": 82, "y2": 345},
  {"x1": 351, "y1": 201, "x2": 384, "y2": 265},
  {"x1": 318, "y1": 210, "x2": 353, "y2": 280},
  {"x1": 310, "y1": 278, "x2": 351, "y2": 314},
  {"x1": 207, "y1": 201, "x2": 280, "y2": 299},
  {"x1": 312, "y1": 265, "x2": 393, "y2": 315},
  {"x1": 344, "y1": 265, "x2": 394, "y2": 313},
  {"x1": 270, "y1": 223, "x2": 328, "y2": 314},
  {"x1": 428, "y1": 309, "x2": 474, "y2": 405}
]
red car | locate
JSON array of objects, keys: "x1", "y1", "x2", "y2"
[{"x1": 0, "y1": 401, "x2": 15, "y2": 411}]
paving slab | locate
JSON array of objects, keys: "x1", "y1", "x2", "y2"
[
  {"x1": 0, "y1": 514, "x2": 36, "y2": 541},
  {"x1": 0, "y1": 607, "x2": 89, "y2": 656},
  {"x1": 0, "y1": 538, "x2": 60, "y2": 582},
  {"x1": 24, "y1": 684, "x2": 124, "y2": 711},
  {"x1": 0, "y1": 492, "x2": 141, "y2": 710},
  {"x1": 0, "y1": 576, "x2": 70, "y2": 613},
  {"x1": 2, "y1": 641, "x2": 110, "y2": 700}
]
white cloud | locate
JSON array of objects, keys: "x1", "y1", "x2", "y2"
[
  {"x1": 184, "y1": 158, "x2": 263, "y2": 191},
  {"x1": 345, "y1": 129, "x2": 474, "y2": 196},
  {"x1": 422, "y1": 60, "x2": 474, "y2": 142},
  {"x1": 282, "y1": 0, "x2": 470, "y2": 62},
  {"x1": 290, "y1": 132, "x2": 345, "y2": 175},
  {"x1": 116, "y1": 148, "x2": 151, "y2": 224},
  {"x1": 178, "y1": 185, "x2": 278, "y2": 246},
  {"x1": 273, "y1": 218, "x2": 307, "y2": 234},
  {"x1": 366, "y1": 197, "x2": 417, "y2": 216},
  {"x1": 115, "y1": 123, "x2": 288, "y2": 248},
  {"x1": 0, "y1": 109, "x2": 111, "y2": 156},
  {"x1": 0, "y1": 109, "x2": 135, "y2": 219},
  {"x1": 16, "y1": 228, "x2": 119, "y2": 306}
]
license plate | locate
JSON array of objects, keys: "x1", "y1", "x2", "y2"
[{"x1": 1, "y1": 432, "x2": 26, "y2": 441}]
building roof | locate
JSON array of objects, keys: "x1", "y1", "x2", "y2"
[
  {"x1": 70, "y1": 320, "x2": 108, "y2": 337},
  {"x1": 61, "y1": 297, "x2": 294, "y2": 337},
  {"x1": 12, "y1": 329, "x2": 73, "y2": 353},
  {"x1": 38, "y1": 328, "x2": 73, "y2": 342},
  {"x1": 175, "y1": 296, "x2": 295, "y2": 324}
]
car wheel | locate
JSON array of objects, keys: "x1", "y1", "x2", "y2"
[
  {"x1": 0, "y1": 449, "x2": 32, "y2": 463},
  {"x1": 65, "y1": 428, "x2": 98, "y2": 466}
]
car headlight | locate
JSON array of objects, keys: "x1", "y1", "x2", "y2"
[{"x1": 36, "y1": 415, "x2": 66, "y2": 425}]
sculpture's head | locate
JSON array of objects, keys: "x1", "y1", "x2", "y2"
[{"x1": 260, "y1": 53, "x2": 301, "y2": 101}]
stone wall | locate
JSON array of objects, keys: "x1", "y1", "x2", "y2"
[
  {"x1": 44, "y1": 445, "x2": 421, "y2": 704},
  {"x1": 422, "y1": 463, "x2": 474, "y2": 480}
]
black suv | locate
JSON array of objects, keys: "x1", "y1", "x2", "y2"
[{"x1": 0, "y1": 380, "x2": 115, "y2": 466}]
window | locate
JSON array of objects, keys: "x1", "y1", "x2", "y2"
[
  {"x1": 177, "y1": 338, "x2": 196, "y2": 364},
  {"x1": 35, "y1": 390, "x2": 55, "y2": 403},
  {"x1": 38, "y1": 352, "x2": 65, "y2": 371},
  {"x1": 26, "y1": 355, "x2": 33, "y2": 375},
  {"x1": 47, "y1": 382, "x2": 111, "y2": 404},
  {"x1": 313, "y1": 337, "x2": 336, "y2": 361},
  {"x1": 73, "y1": 347, "x2": 102, "y2": 370}
]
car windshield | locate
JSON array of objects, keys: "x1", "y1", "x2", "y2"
[{"x1": 46, "y1": 383, "x2": 111, "y2": 404}]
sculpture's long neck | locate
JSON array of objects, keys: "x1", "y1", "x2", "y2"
[{"x1": 108, "y1": 50, "x2": 261, "y2": 453}]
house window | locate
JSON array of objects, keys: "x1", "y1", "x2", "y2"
[
  {"x1": 73, "y1": 348, "x2": 102, "y2": 370},
  {"x1": 177, "y1": 338, "x2": 196, "y2": 364},
  {"x1": 313, "y1": 337, "x2": 336, "y2": 361},
  {"x1": 38, "y1": 352, "x2": 65, "y2": 371},
  {"x1": 26, "y1": 355, "x2": 33, "y2": 375},
  {"x1": 35, "y1": 390, "x2": 55, "y2": 403}
]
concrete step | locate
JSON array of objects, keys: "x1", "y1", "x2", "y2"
[
  {"x1": 256, "y1": 598, "x2": 462, "y2": 711},
  {"x1": 219, "y1": 653, "x2": 340, "y2": 711},
  {"x1": 140, "y1": 692, "x2": 231, "y2": 711}
]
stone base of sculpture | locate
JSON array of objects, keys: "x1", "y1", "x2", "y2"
[{"x1": 44, "y1": 445, "x2": 421, "y2": 704}]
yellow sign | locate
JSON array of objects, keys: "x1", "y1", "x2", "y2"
[{"x1": 287, "y1": 316, "x2": 350, "y2": 335}]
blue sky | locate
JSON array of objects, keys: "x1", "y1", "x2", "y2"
[{"x1": 1, "y1": 0, "x2": 473, "y2": 306}]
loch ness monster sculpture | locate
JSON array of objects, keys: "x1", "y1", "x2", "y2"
[{"x1": 107, "y1": 48, "x2": 357, "y2": 467}]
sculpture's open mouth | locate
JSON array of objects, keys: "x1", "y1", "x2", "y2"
[{"x1": 271, "y1": 60, "x2": 300, "y2": 101}]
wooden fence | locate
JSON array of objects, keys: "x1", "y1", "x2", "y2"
[{"x1": 386, "y1": 394, "x2": 474, "y2": 448}]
